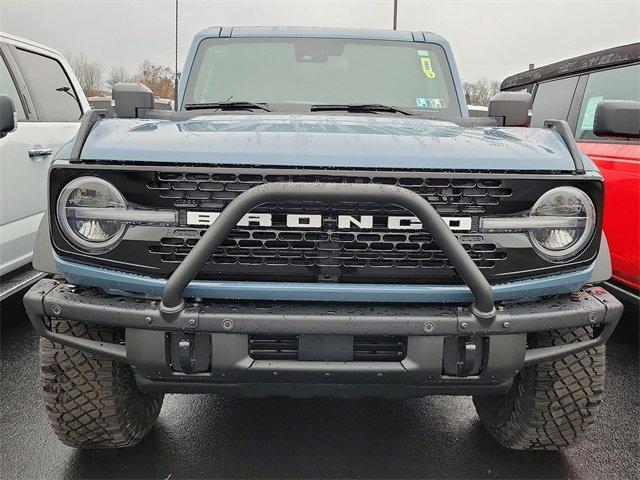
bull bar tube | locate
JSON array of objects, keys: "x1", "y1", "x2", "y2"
[{"x1": 159, "y1": 183, "x2": 496, "y2": 318}]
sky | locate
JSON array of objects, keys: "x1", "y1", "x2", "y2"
[{"x1": 1, "y1": 0, "x2": 638, "y2": 82}]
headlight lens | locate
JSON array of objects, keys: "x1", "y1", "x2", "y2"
[
  {"x1": 528, "y1": 186, "x2": 595, "y2": 261},
  {"x1": 57, "y1": 176, "x2": 127, "y2": 252}
]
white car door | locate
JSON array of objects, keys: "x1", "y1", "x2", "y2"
[{"x1": 0, "y1": 41, "x2": 86, "y2": 275}]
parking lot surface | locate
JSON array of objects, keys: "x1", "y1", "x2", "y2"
[{"x1": 1, "y1": 292, "x2": 638, "y2": 480}]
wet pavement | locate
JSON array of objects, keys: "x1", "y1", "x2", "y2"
[{"x1": 1, "y1": 292, "x2": 638, "y2": 480}]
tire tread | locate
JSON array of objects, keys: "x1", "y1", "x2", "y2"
[
  {"x1": 473, "y1": 326, "x2": 605, "y2": 450},
  {"x1": 40, "y1": 319, "x2": 163, "y2": 448}
]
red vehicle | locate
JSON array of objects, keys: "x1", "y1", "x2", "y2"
[{"x1": 502, "y1": 43, "x2": 640, "y2": 302}]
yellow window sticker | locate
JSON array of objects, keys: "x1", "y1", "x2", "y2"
[{"x1": 420, "y1": 57, "x2": 436, "y2": 79}]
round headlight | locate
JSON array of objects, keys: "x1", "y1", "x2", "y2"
[
  {"x1": 57, "y1": 176, "x2": 127, "y2": 252},
  {"x1": 528, "y1": 186, "x2": 596, "y2": 261}
]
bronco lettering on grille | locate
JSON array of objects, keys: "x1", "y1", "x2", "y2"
[{"x1": 186, "y1": 212, "x2": 472, "y2": 231}]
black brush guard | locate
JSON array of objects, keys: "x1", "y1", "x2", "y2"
[{"x1": 159, "y1": 183, "x2": 496, "y2": 318}]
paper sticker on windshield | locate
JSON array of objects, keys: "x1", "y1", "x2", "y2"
[
  {"x1": 420, "y1": 57, "x2": 436, "y2": 78},
  {"x1": 416, "y1": 97, "x2": 446, "y2": 109},
  {"x1": 580, "y1": 96, "x2": 604, "y2": 130},
  {"x1": 417, "y1": 50, "x2": 430, "y2": 57}
]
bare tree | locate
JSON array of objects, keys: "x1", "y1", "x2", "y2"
[
  {"x1": 66, "y1": 53, "x2": 104, "y2": 97},
  {"x1": 134, "y1": 60, "x2": 175, "y2": 99},
  {"x1": 462, "y1": 78, "x2": 501, "y2": 106},
  {"x1": 107, "y1": 67, "x2": 134, "y2": 89}
]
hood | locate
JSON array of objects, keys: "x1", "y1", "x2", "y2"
[{"x1": 76, "y1": 114, "x2": 587, "y2": 172}]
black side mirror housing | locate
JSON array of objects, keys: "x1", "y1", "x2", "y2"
[
  {"x1": 0, "y1": 94, "x2": 16, "y2": 139},
  {"x1": 488, "y1": 91, "x2": 531, "y2": 127},
  {"x1": 594, "y1": 100, "x2": 640, "y2": 139},
  {"x1": 112, "y1": 83, "x2": 154, "y2": 118}
]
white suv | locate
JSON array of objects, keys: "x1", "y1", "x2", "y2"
[{"x1": 0, "y1": 32, "x2": 89, "y2": 300}]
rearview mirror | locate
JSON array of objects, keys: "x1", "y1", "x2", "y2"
[
  {"x1": 0, "y1": 94, "x2": 16, "y2": 139},
  {"x1": 112, "y1": 83, "x2": 154, "y2": 118},
  {"x1": 488, "y1": 91, "x2": 531, "y2": 127},
  {"x1": 594, "y1": 100, "x2": 640, "y2": 139}
]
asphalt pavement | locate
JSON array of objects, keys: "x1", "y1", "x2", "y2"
[{"x1": 1, "y1": 290, "x2": 638, "y2": 480}]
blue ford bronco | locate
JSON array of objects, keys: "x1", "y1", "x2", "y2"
[{"x1": 24, "y1": 27, "x2": 623, "y2": 450}]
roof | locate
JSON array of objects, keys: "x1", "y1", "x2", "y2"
[
  {"x1": 0, "y1": 31, "x2": 62, "y2": 56},
  {"x1": 194, "y1": 26, "x2": 447, "y2": 44},
  {"x1": 501, "y1": 42, "x2": 640, "y2": 91}
]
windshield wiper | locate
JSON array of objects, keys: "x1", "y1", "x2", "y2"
[
  {"x1": 310, "y1": 103, "x2": 414, "y2": 116},
  {"x1": 184, "y1": 101, "x2": 271, "y2": 112}
]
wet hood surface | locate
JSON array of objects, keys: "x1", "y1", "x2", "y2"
[{"x1": 79, "y1": 114, "x2": 581, "y2": 171}]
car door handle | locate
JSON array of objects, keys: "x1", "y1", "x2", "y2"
[{"x1": 28, "y1": 148, "x2": 53, "y2": 158}]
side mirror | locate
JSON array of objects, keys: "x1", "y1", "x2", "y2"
[
  {"x1": 0, "y1": 94, "x2": 16, "y2": 139},
  {"x1": 488, "y1": 91, "x2": 531, "y2": 127},
  {"x1": 112, "y1": 83, "x2": 154, "y2": 118},
  {"x1": 594, "y1": 100, "x2": 640, "y2": 139}
]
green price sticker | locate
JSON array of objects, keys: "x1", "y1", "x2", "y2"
[{"x1": 420, "y1": 57, "x2": 436, "y2": 79}]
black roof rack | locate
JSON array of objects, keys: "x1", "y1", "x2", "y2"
[{"x1": 501, "y1": 43, "x2": 640, "y2": 91}]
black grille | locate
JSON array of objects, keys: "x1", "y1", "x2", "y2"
[
  {"x1": 145, "y1": 171, "x2": 511, "y2": 281},
  {"x1": 149, "y1": 172, "x2": 513, "y2": 215},
  {"x1": 150, "y1": 230, "x2": 506, "y2": 271},
  {"x1": 49, "y1": 166, "x2": 604, "y2": 284},
  {"x1": 248, "y1": 335, "x2": 407, "y2": 361}
]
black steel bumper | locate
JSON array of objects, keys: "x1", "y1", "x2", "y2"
[{"x1": 24, "y1": 278, "x2": 622, "y2": 397}]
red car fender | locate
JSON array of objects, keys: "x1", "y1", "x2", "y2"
[{"x1": 579, "y1": 141, "x2": 640, "y2": 293}]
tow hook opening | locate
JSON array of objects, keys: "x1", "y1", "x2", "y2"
[
  {"x1": 442, "y1": 336, "x2": 487, "y2": 377},
  {"x1": 169, "y1": 332, "x2": 212, "y2": 374}
]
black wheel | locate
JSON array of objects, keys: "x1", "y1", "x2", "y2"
[
  {"x1": 473, "y1": 326, "x2": 605, "y2": 450},
  {"x1": 40, "y1": 319, "x2": 163, "y2": 448}
]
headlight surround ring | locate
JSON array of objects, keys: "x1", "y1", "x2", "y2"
[
  {"x1": 56, "y1": 176, "x2": 127, "y2": 252},
  {"x1": 528, "y1": 186, "x2": 596, "y2": 262}
]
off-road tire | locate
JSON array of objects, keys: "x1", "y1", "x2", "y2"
[
  {"x1": 40, "y1": 319, "x2": 164, "y2": 448},
  {"x1": 473, "y1": 326, "x2": 605, "y2": 450}
]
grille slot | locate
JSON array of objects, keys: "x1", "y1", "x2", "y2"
[
  {"x1": 353, "y1": 336, "x2": 407, "y2": 361},
  {"x1": 248, "y1": 335, "x2": 299, "y2": 360},
  {"x1": 248, "y1": 335, "x2": 407, "y2": 361}
]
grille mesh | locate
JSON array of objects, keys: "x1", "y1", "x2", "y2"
[
  {"x1": 150, "y1": 229, "x2": 506, "y2": 270},
  {"x1": 146, "y1": 172, "x2": 510, "y2": 275},
  {"x1": 147, "y1": 172, "x2": 512, "y2": 215}
]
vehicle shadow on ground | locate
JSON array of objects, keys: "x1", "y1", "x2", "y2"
[{"x1": 62, "y1": 394, "x2": 572, "y2": 479}]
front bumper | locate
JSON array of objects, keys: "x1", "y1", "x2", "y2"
[{"x1": 25, "y1": 278, "x2": 622, "y2": 397}]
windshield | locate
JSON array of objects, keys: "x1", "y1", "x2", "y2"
[{"x1": 183, "y1": 38, "x2": 460, "y2": 116}]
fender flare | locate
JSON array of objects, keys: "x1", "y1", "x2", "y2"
[
  {"x1": 588, "y1": 233, "x2": 612, "y2": 284},
  {"x1": 32, "y1": 213, "x2": 57, "y2": 274}
]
